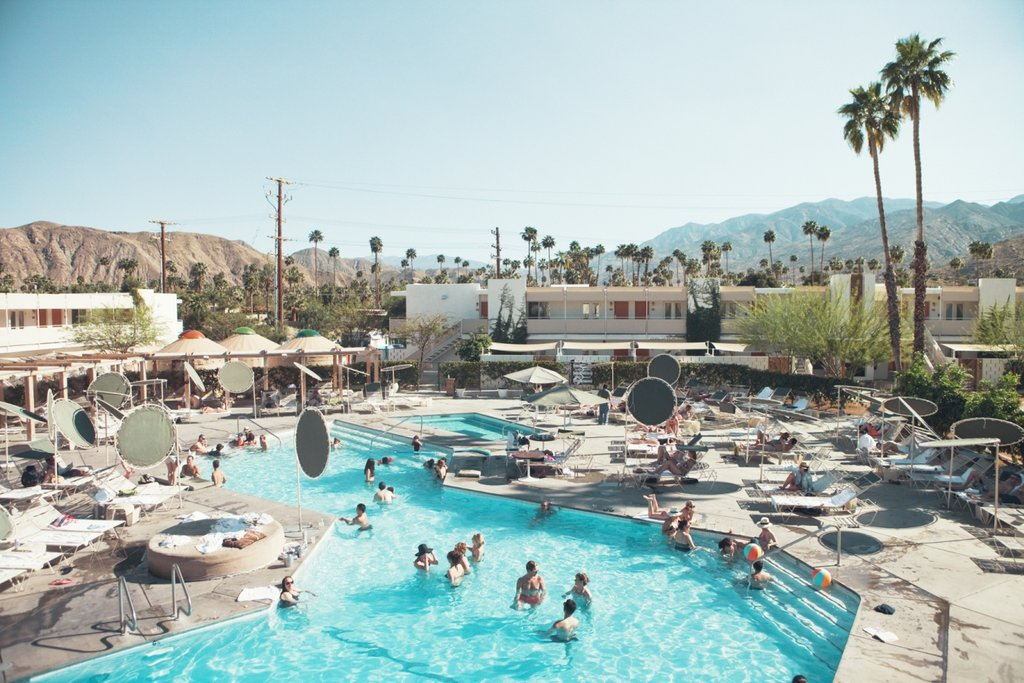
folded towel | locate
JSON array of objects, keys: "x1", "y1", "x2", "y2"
[
  {"x1": 236, "y1": 585, "x2": 279, "y2": 602},
  {"x1": 158, "y1": 535, "x2": 191, "y2": 548},
  {"x1": 176, "y1": 511, "x2": 210, "y2": 522},
  {"x1": 863, "y1": 626, "x2": 899, "y2": 643}
]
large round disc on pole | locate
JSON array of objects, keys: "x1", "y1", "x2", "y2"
[
  {"x1": 0, "y1": 401, "x2": 47, "y2": 423},
  {"x1": 647, "y1": 354, "x2": 681, "y2": 385},
  {"x1": 51, "y1": 398, "x2": 96, "y2": 448},
  {"x1": 47, "y1": 390, "x2": 56, "y2": 443},
  {"x1": 88, "y1": 372, "x2": 132, "y2": 408},
  {"x1": 881, "y1": 396, "x2": 938, "y2": 417},
  {"x1": 0, "y1": 506, "x2": 13, "y2": 542},
  {"x1": 116, "y1": 405, "x2": 176, "y2": 468},
  {"x1": 626, "y1": 377, "x2": 677, "y2": 427},
  {"x1": 219, "y1": 360, "x2": 255, "y2": 394},
  {"x1": 184, "y1": 362, "x2": 206, "y2": 393},
  {"x1": 295, "y1": 408, "x2": 330, "y2": 479},
  {"x1": 952, "y1": 417, "x2": 1024, "y2": 447}
]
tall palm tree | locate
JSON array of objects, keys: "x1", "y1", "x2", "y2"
[
  {"x1": 592, "y1": 244, "x2": 605, "y2": 285},
  {"x1": 762, "y1": 232, "x2": 775, "y2": 274},
  {"x1": 789, "y1": 254, "x2": 798, "y2": 284},
  {"x1": 521, "y1": 227, "x2": 538, "y2": 278},
  {"x1": 882, "y1": 33, "x2": 955, "y2": 353},
  {"x1": 801, "y1": 220, "x2": 818, "y2": 277},
  {"x1": 614, "y1": 244, "x2": 628, "y2": 281},
  {"x1": 700, "y1": 240, "x2": 717, "y2": 276},
  {"x1": 369, "y1": 236, "x2": 383, "y2": 307},
  {"x1": 308, "y1": 229, "x2": 324, "y2": 294},
  {"x1": 436, "y1": 253, "x2": 446, "y2": 273},
  {"x1": 639, "y1": 246, "x2": 654, "y2": 284},
  {"x1": 816, "y1": 226, "x2": 831, "y2": 275},
  {"x1": 328, "y1": 246, "x2": 340, "y2": 289},
  {"x1": 405, "y1": 248, "x2": 417, "y2": 281},
  {"x1": 840, "y1": 80, "x2": 904, "y2": 369},
  {"x1": 720, "y1": 242, "x2": 732, "y2": 277}
]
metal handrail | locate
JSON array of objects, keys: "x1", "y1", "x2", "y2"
[
  {"x1": 368, "y1": 415, "x2": 424, "y2": 450},
  {"x1": 118, "y1": 576, "x2": 138, "y2": 634},
  {"x1": 245, "y1": 418, "x2": 283, "y2": 447},
  {"x1": 170, "y1": 563, "x2": 193, "y2": 619},
  {"x1": 771, "y1": 524, "x2": 845, "y2": 566}
]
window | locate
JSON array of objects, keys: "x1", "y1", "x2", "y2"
[
  {"x1": 945, "y1": 303, "x2": 965, "y2": 320},
  {"x1": 582, "y1": 303, "x2": 602, "y2": 319},
  {"x1": 527, "y1": 302, "x2": 549, "y2": 319},
  {"x1": 663, "y1": 302, "x2": 683, "y2": 319},
  {"x1": 8, "y1": 311, "x2": 25, "y2": 329},
  {"x1": 71, "y1": 309, "x2": 87, "y2": 325}
]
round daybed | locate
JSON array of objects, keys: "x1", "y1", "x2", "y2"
[{"x1": 148, "y1": 516, "x2": 285, "y2": 581}]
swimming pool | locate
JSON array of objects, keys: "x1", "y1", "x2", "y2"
[
  {"x1": 36, "y1": 421, "x2": 856, "y2": 682},
  {"x1": 414, "y1": 412, "x2": 537, "y2": 441}
]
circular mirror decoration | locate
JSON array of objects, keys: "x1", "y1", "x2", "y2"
[
  {"x1": 219, "y1": 360, "x2": 255, "y2": 394},
  {"x1": 51, "y1": 398, "x2": 96, "y2": 449},
  {"x1": 295, "y1": 408, "x2": 330, "y2": 479},
  {"x1": 116, "y1": 405, "x2": 176, "y2": 468},
  {"x1": 881, "y1": 396, "x2": 938, "y2": 418},
  {"x1": 626, "y1": 377, "x2": 677, "y2": 427},
  {"x1": 952, "y1": 417, "x2": 1024, "y2": 447},
  {"x1": 88, "y1": 372, "x2": 132, "y2": 408},
  {"x1": 648, "y1": 353, "x2": 681, "y2": 385}
]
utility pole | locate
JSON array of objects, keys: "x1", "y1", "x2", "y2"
[
  {"x1": 266, "y1": 177, "x2": 293, "y2": 332},
  {"x1": 149, "y1": 220, "x2": 177, "y2": 293},
  {"x1": 491, "y1": 227, "x2": 501, "y2": 278}
]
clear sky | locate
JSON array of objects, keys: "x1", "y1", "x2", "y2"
[{"x1": 1, "y1": 0, "x2": 1022, "y2": 264}]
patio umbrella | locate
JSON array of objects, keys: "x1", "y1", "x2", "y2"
[
  {"x1": 919, "y1": 437, "x2": 999, "y2": 507},
  {"x1": 219, "y1": 327, "x2": 279, "y2": 368},
  {"x1": 272, "y1": 329, "x2": 341, "y2": 368},
  {"x1": 952, "y1": 418, "x2": 1024, "y2": 530},
  {"x1": 526, "y1": 384, "x2": 605, "y2": 408},
  {"x1": 503, "y1": 366, "x2": 567, "y2": 386},
  {"x1": 154, "y1": 330, "x2": 228, "y2": 370}
]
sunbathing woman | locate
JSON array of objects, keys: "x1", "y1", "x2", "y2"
[
  {"x1": 643, "y1": 493, "x2": 674, "y2": 520},
  {"x1": 653, "y1": 451, "x2": 698, "y2": 477}
]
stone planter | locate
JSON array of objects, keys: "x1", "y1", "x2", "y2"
[
  {"x1": 455, "y1": 388, "x2": 467, "y2": 398},
  {"x1": 497, "y1": 388, "x2": 508, "y2": 399}
]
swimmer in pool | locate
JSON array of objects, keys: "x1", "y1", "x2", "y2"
[
  {"x1": 750, "y1": 560, "x2": 773, "y2": 589},
  {"x1": 549, "y1": 599, "x2": 579, "y2": 641},
  {"x1": 513, "y1": 560, "x2": 546, "y2": 609},
  {"x1": 470, "y1": 533, "x2": 485, "y2": 562},
  {"x1": 563, "y1": 572, "x2": 592, "y2": 604},
  {"x1": 339, "y1": 503, "x2": 371, "y2": 531}
]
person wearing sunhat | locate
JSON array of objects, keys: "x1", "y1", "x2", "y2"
[
  {"x1": 755, "y1": 517, "x2": 778, "y2": 552},
  {"x1": 414, "y1": 544, "x2": 438, "y2": 571}
]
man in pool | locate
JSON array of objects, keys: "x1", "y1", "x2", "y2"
[
  {"x1": 750, "y1": 560, "x2": 773, "y2": 589},
  {"x1": 550, "y1": 599, "x2": 579, "y2": 641},
  {"x1": 339, "y1": 503, "x2": 371, "y2": 531},
  {"x1": 513, "y1": 560, "x2": 546, "y2": 609},
  {"x1": 373, "y1": 482, "x2": 395, "y2": 503}
]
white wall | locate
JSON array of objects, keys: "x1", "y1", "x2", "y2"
[
  {"x1": 403, "y1": 283, "x2": 483, "y2": 323},
  {"x1": 978, "y1": 278, "x2": 1016, "y2": 314},
  {"x1": 487, "y1": 278, "x2": 526, "y2": 327}
]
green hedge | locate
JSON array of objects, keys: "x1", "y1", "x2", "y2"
[{"x1": 439, "y1": 361, "x2": 482, "y2": 389}]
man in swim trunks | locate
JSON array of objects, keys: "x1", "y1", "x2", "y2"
[
  {"x1": 514, "y1": 560, "x2": 546, "y2": 609},
  {"x1": 550, "y1": 599, "x2": 579, "y2": 641},
  {"x1": 750, "y1": 560, "x2": 773, "y2": 588},
  {"x1": 373, "y1": 482, "x2": 395, "y2": 503},
  {"x1": 340, "y1": 503, "x2": 371, "y2": 531}
]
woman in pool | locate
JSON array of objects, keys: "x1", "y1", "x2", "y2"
[
  {"x1": 755, "y1": 517, "x2": 778, "y2": 552},
  {"x1": 513, "y1": 560, "x2": 546, "y2": 609},
  {"x1": 278, "y1": 575, "x2": 303, "y2": 607},
  {"x1": 414, "y1": 544, "x2": 438, "y2": 571},
  {"x1": 453, "y1": 542, "x2": 472, "y2": 573},
  {"x1": 259, "y1": 434, "x2": 268, "y2": 452},
  {"x1": 435, "y1": 458, "x2": 448, "y2": 481},
  {"x1": 331, "y1": 437, "x2": 342, "y2": 450},
  {"x1": 470, "y1": 533, "x2": 485, "y2": 562},
  {"x1": 412, "y1": 434, "x2": 423, "y2": 452},
  {"x1": 364, "y1": 458, "x2": 375, "y2": 483},
  {"x1": 563, "y1": 572, "x2": 592, "y2": 604},
  {"x1": 446, "y1": 550, "x2": 466, "y2": 587},
  {"x1": 670, "y1": 515, "x2": 696, "y2": 551}
]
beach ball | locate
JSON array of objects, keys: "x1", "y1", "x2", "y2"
[
  {"x1": 811, "y1": 568, "x2": 831, "y2": 590},
  {"x1": 743, "y1": 543, "x2": 763, "y2": 563}
]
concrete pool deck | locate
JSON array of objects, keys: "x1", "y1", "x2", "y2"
[{"x1": 0, "y1": 394, "x2": 1020, "y2": 682}]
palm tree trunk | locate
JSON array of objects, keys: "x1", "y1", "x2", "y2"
[
  {"x1": 870, "y1": 142, "x2": 902, "y2": 371},
  {"x1": 910, "y1": 89, "x2": 926, "y2": 354},
  {"x1": 808, "y1": 238, "x2": 814, "y2": 278}
]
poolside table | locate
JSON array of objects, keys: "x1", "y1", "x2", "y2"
[{"x1": 512, "y1": 451, "x2": 547, "y2": 481}]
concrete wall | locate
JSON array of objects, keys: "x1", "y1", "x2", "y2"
[
  {"x1": 403, "y1": 283, "x2": 484, "y2": 324},
  {"x1": 487, "y1": 278, "x2": 527, "y2": 328},
  {"x1": 978, "y1": 278, "x2": 1017, "y2": 313}
]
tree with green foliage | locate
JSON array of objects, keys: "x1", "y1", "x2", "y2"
[
  {"x1": 490, "y1": 285, "x2": 527, "y2": 344},
  {"x1": 403, "y1": 314, "x2": 450, "y2": 375},
  {"x1": 894, "y1": 354, "x2": 969, "y2": 434},
  {"x1": 736, "y1": 291, "x2": 894, "y2": 378},
  {"x1": 686, "y1": 279, "x2": 721, "y2": 344},
  {"x1": 964, "y1": 372, "x2": 1022, "y2": 428},
  {"x1": 309, "y1": 229, "x2": 324, "y2": 294},
  {"x1": 72, "y1": 291, "x2": 159, "y2": 353},
  {"x1": 882, "y1": 33, "x2": 955, "y2": 354},
  {"x1": 973, "y1": 301, "x2": 1024, "y2": 358},
  {"x1": 456, "y1": 330, "x2": 492, "y2": 361}
]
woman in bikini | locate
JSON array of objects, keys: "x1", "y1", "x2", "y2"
[
  {"x1": 454, "y1": 542, "x2": 472, "y2": 573},
  {"x1": 471, "y1": 533, "x2": 485, "y2": 562},
  {"x1": 513, "y1": 560, "x2": 546, "y2": 609}
]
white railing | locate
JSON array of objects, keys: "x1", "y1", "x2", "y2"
[
  {"x1": 170, "y1": 563, "x2": 193, "y2": 619},
  {"x1": 118, "y1": 576, "x2": 139, "y2": 634}
]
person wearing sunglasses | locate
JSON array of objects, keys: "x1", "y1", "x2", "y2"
[{"x1": 279, "y1": 576, "x2": 303, "y2": 607}]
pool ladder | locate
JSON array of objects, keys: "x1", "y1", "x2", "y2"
[
  {"x1": 170, "y1": 563, "x2": 193, "y2": 620},
  {"x1": 117, "y1": 576, "x2": 138, "y2": 634},
  {"x1": 771, "y1": 524, "x2": 845, "y2": 566}
]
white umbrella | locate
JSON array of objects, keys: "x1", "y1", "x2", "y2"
[{"x1": 503, "y1": 366, "x2": 567, "y2": 386}]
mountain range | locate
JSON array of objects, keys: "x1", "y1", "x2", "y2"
[
  {"x1": 2, "y1": 194, "x2": 1022, "y2": 289},
  {"x1": 643, "y1": 195, "x2": 1024, "y2": 271}
]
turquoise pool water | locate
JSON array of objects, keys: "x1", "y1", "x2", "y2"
[
  {"x1": 415, "y1": 412, "x2": 537, "y2": 441},
  {"x1": 37, "y1": 421, "x2": 856, "y2": 682}
]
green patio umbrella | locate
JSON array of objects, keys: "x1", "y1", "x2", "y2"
[{"x1": 526, "y1": 384, "x2": 605, "y2": 408}]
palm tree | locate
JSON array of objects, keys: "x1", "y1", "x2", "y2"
[
  {"x1": 720, "y1": 242, "x2": 732, "y2": 276},
  {"x1": 801, "y1": 220, "x2": 818, "y2": 277},
  {"x1": 949, "y1": 256, "x2": 965, "y2": 283},
  {"x1": 639, "y1": 246, "x2": 654, "y2": 284},
  {"x1": 882, "y1": 34, "x2": 955, "y2": 353},
  {"x1": 405, "y1": 248, "x2": 417, "y2": 281},
  {"x1": 369, "y1": 236, "x2": 383, "y2": 307},
  {"x1": 436, "y1": 253, "x2": 446, "y2": 274},
  {"x1": 328, "y1": 246, "x2": 340, "y2": 288},
  {"x1": 308, "y1": 229, "x2": 324, "y2": 294},
  {"x1": 592, "y1": 244, "x2": 605, "y2": 285},
  {"x1": 816, "y1": 226, "x2": 831, "y2": 275},
  {"x1": 867, "y1": 258, "x2": 880, "y2": 273},
  {"x1": 521, "y1": 227, "x2": 538, "y2": 278},
  {"x1": 188, "y1": 261, "x2": 208, "y2": 293},
  {"x1": 700, "y1": 240, "x2": 717, "y2": 276},
  {"x1": 840, "y1": 80, "x2": 904, "y2": 369},
  {"x1": 762, "y1": 231, "x2": 775, "y2": 274}
]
